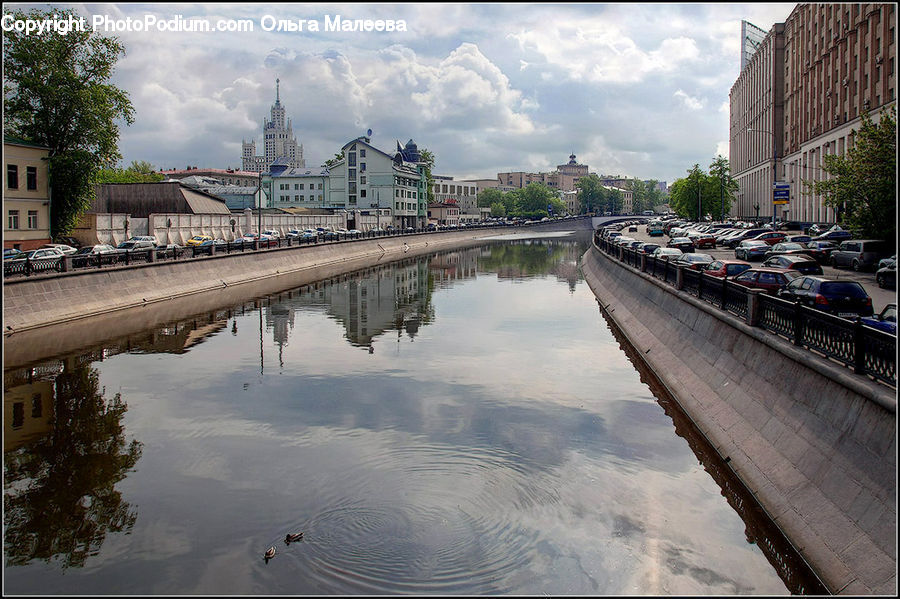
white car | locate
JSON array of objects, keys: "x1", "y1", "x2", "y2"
[
  {"x1": 40, "y1": 243, "x2": 77, "y2": 255},
  {"x1": 262, "y1": 229, "x2": 281, "y2": 239}
]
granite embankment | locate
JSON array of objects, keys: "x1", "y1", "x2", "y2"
[
  {"x1": 581, "y1": 241, "x2": 896, "y2": 595},
  {"x1": 3, "y1": 229, "x2": 514, "y2": 337}
]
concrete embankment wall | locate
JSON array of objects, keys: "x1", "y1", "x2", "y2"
[
  {"x1": 581, "y1": 243, "x2": 896, "y2": 595},
  {"x1": 2, "y1": 230, "x2": 510, "y2": 335}
]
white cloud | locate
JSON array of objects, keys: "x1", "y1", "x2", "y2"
[{"x1": 674, "y1": 89, "x2": 704, "y2": 111}]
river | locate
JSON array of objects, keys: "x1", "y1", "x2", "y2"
[{"x1": 2, "y1": 232, "x2": 824, "y2": 594}]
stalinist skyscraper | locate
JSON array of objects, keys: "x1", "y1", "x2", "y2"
[{"x1": 242, "y1": 79, "x2": 305, "y2": 172}]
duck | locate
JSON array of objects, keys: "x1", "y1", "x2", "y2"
[
  {"x1": 284, "y1": 532, "x2": 304, "y2": 544},
  {"x1": 264, "y1": 546, "x2": 276, "y2": 561}
]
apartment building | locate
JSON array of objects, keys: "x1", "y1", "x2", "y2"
[
  {"x1": 4, "y1": 137, "x2": 51, "y2": 250},
  {"x1": 730, "y1": 3, "x2": 896, "y2": 224}
]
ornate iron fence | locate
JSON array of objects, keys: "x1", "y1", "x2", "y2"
[{"x1": 593, "y1": 235, "x2": 896, "y2": 388}]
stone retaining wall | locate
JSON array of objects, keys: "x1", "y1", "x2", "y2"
[
  {"x1": 581, "y1": 243, "x2": 895, "y2": 595},
  {"x1": 2, "y1": 230, "x2": 511, "y2": 335}
]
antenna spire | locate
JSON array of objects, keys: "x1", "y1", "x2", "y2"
[{"x1": 276, "y1": 78, "x2": 280, "y2": 104}]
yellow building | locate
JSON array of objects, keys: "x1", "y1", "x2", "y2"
[{"x1": 4, "y1": 137, "x2": 51, "y2": 250}]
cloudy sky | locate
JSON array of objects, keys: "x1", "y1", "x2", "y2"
[{"x1": 10, "y1": 3, "x2": 796, "y2": 185}]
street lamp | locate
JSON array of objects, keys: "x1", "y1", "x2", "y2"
[
  {"x1": 257, "y1": 170, "x2": 269, "y2": 238},
  {"x1": 747, "y1": 127, "x2": 777, "y2": 229}
]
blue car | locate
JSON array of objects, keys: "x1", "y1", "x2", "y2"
[{"x1": 861, "y1": 303, "x2": 896, "y2": 335}]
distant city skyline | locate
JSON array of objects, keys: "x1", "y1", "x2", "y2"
[{"x1": 6, "y1": 2, "x2": 795, "y2": 183}]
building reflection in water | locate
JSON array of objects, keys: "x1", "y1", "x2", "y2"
[
  {"x1": 1, "y1": 238, "x2": 589, "y2": 570},
  {"x1": 3, "y1": 360, "x2": 143, "y2": 569}
]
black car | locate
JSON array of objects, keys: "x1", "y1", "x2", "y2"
[
  {"x1": 723, "y1": 228, "x2": 768, "y2": 249},
  {"x1": 802, "y1": 240, "x2": 839, "y2": 263},
  {"x1": 666, "y1": 237, "x2": 695, "y2": 253},
  {"x1": 776, "y1": 277, "x2": 874, "y2": 318},
  {"x1": 761, "y1": 254, "x2": 824, "y2": 275},
  {"x1": 876, "y1": 262, "x2": 896, "y2": 290}
]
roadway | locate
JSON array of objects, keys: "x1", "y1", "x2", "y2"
[{"x1": 616, "y1": 224, "x2": 897, "y2": 314}]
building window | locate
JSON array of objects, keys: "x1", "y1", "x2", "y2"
[
  {"x1": 7, "y1": 164, "x2": 18, "y2": 189},
  {"x1": 360, "y1": 149, "x2": 365, "y2": 157},
  {"x1": 8, "y1": 210, "x2": 20, "y2": 229},
  {"x1": 348, "y1": 152, "x2": 357, "y2": 167},
  {"x1": 349, "y1": 168, "x2": 356, "y2": 181},
  {"x1": 26, "y1": 166, "x2": 37, "y2": 191},
  {"x1": 349, "y1": 195, "x2": 356, "y2": 205},
  {"x1": 360, "y1": 176, "x2": 366, "y2": 184},
  {"x1": 27, "y1": 210, "x2": 38, "y2": 229}
]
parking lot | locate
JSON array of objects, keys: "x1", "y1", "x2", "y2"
[{"x1": 617, "y1": 224, "x2": 896, "y2": 314}]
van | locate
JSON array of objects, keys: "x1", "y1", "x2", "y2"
[{"x1": 830, "y1": 240, "x2": 888, "y2": 272}]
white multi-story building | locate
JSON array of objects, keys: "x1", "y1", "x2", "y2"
[
  {"x1": 327, "y1": 135, "x2": 427, "y2": 229},
  {"x1": 262, "y1": 162, "x2": 329, "y2": 210},
  {"x1": 432, "y1": 175, "x2": 479, "y2": 220},
  {"x1": 242, "y1": 79, "x2": 305, "y2": 173}
]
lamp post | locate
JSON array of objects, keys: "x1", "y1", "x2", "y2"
[
  {"x1": 747, "y1": 127, "x2": 777, "y2": 229},
  {"x1": 257, "y1": 170, "x2": 269, "y2": 237}
]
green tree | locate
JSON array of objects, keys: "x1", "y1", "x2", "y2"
[
  {"x1": 490, "y1": 202, "x2": 507, "y2": 218},
  {"x1": 575, "y1": 174, "x2": 604, "y2": 214},
  {"x1": 810, "y1": 108, "x2": 896, "y2": 248},
  {"x1": 322, "y1": 151, "x2": 345, "y2": 169},
  {"x1": 708, "y1": 155, "x2": 739, "y2": 221},
  {"x1": 97, "y1": 161, "x2": 165, "y2": 184},
  {"x1": 516, "y1": 183, "x2": 556, "y2": 217},
  {"x1": 3, "y1": 7, "x2": 135, "y2": 237},
  {"x1": 418, "y1": 148, "x2": 436, "y2": 204},
  {"x1": 477, "y1": 187, "x2": 503, "y2": 208}
]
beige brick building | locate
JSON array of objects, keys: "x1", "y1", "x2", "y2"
[{"x1": 3, "y1": 137, "x2": 52, "y2": 250}]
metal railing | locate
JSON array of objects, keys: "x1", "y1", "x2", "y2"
[
  {"x1": 595, "y1": 235, "x2": 896, "y2": 388},
  {"x1": 3, "y1": 218, "x2": 581, "y2": 279}
]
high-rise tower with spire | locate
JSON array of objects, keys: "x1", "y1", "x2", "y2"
[{"x1": 242, "y1": 79, "x2": 305, "y2": 172}]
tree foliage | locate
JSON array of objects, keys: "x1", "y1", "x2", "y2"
[
  {"x1": 669, "y1": 157, "x2": 737, "y2": 220},
  {"x1": 97, "y1": 161, "x2": 165, "y2": 184},
  {"x1": 323, "y1": 151, "x2": 345, "y2": 169},
  {"x1": 418, "y1": 148, "x2": 436, "y2": 204},
  {"x1": 810, "y1": 108, "x2": 896, "y2": 248},
  {"x1": 575, "y1": 174, "x2": 623, "y2": 215},
  {"x1": 3, "y1": 7, "x2": 134, "y2": 237}
]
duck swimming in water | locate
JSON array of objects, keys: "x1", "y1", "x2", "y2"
[
  {"x1": 284, "y1": 532, "x2": 304, "y2": 544},
  {"x1": 264, "y1": 546, "x2": 276, "y2": 561}
]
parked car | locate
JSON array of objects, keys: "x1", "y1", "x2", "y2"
[
  {"x1": 639, "y1": 243, "x2": 661, "y2": 255},
  {"x1": 40, "y1": 243, "x2": 78, "y2": 255},
  {"x1": 803, "y1": 240, "x2": 839, "y2": 263},
  {"x1": 811, "y1": 226, "x2": 853, "y2": 242},
  {"x1": 671, "y1": 253, "x2": 714, "y2": 271},
  {"x1": 764, "y1": 242, "x2": 812, "y2": 259},
  {"x1": 731, "y1": 267, "x2": 803, "y2": 295},
  {"x1": 876, "y1": 262, "x2": 896, "y2": 289},
  {"x1": 185, "y1": 235, "x2": 213, "y2": 247},
  {"x1": 829, "y1": 239, "x2": 889, "y2": 272},
  {"x1": 786, "y1": 234, "x2": 812, "y2": 244},
  {"x1": 156, "y1": 243, "x2": 184, "y2": 258},
  {"x1": 877, "y1": 255, "x2": 896, "y2": 270},
  {"x1": 262, "y1": 229, "x2": 281, "y2": 239},
  {"x1": 734, "y1": 240, "x2": 770, "y2": 261},
  {"x1": 71, "y1": 244, "x2": 119, "y2": 267},
  {"x1": 749, "y1": 231, "x2": 788, "y2": 246},
  {"x1": 776, "y1": 276, "x2": 874, "y2": 317},
  {"x1": 861, "y1": 303, "x2": 896, "y2": 335},
  {"x1": 116, "y1": 239, "x2": 156, "y2": 253},
  {"x1": 647, "y1": 223, "x2": 665, "y2": 236},
  {"x1": 761, "y1": 254, "x2": 824, "y2": 275},
  {"x1": 3, "y1": 248, "x2": 24, "y2": 261},
  {"x1": 651, "y1": 247, "x2": 683, "y2": 261},
  {"x1": 6, "y1": 247, "x2": 64, "y2": 262},
  {"x1": 666, "y1": 237, "x2": 695, "y2": 253},
  {"x1": 192, "y1": 239, "x2": 228, "y2": 255},
  {"x1": 723, "y1": 228, "x2": 768, "y2": 249},
  {"x1": 703, "y1": 259, "x2": 752, "y2": 279},
  {"x1": 687, "y1": 231, "x2": 717, "y2": 249}
]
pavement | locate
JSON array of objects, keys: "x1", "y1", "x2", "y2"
[{"x1": 616, "y1": 225, "x2": 897, "y2": 314}]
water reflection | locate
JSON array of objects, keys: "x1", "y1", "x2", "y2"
[
  {"x1": 3, "y1": 234, "x2": 803, "y2": 594},
  {"x1": 597, "y1": 301, "x2": 828, "y2": 595},
  {"x1": 4, "y1": 360, "x2": 143, "y2": 569}
]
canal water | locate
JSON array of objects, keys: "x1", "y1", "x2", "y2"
[{"x1": 3, "y1": 233, "x2": 823, "y2": 595}]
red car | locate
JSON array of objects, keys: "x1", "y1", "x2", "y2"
[
  {"x1": 688, "y1": 231, "x2": 717, "y2": 249},
  {"x1": 749, "y1": 231, "x2": 788, "y2": 246},
  {"x1": 703, "y1": 259, "x2": 752, "y2": 278},
  {"x1": 730, "y1": 267, "x2": 803, "y2": 295}
]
